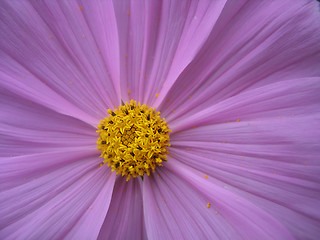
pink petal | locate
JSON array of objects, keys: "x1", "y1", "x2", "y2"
[
  {"x1": 97, "y1": 177, "x2": 147, "y2": 240},
  {"x1": 1, "y1": 89, "x2": 96, "y2": 157},
  {"x1": 0, "y1": 147, "x2": 98, "y2": 190},
  {"x1": 0, "y1": 1, "x2": 121, "y2": 125},
  {"x1": 0, "y1": 158, "x2": 115, "y2": 239},
  {"x1": 170, "y1": 117, "x2": 320, "y2": 238},
  {"x1": 112, "y1": 0, "x2": 227, "y2": 104},
  {"x1": 159, "y1": 0, "x2": 320, "y2": 120},
  {"x1": 143, "y1": 165, "x2": 293, "y2": 239},
  {"x1": 169, "y1": 77, "x2": 320, "y2": 131}
]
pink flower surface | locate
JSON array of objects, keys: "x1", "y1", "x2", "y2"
[{"x1": 1, "y1": 0, "x2": 320, "y2": 239}]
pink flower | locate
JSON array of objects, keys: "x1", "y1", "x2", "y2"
[{"x1": 1, "y1": 0, "x2": 320, "y2": 239}]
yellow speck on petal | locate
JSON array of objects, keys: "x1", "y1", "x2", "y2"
[
  {"x1": 192, "y1": 126, "x2": 196, "y2": 129},
  {"x1": 128, "y1": 90, "x2": 131, "y2": 94},
  {"x1": 189, "y1": 95, "x2": 191, "y2": 99},
  {"x1": 79, "y1": 6, "x2": 83, "y2": 11},
  {"x1": 236, "y1": 119, "x2": 240, "y2": 122},
  {"x1": 215, "y1": 211, "x2": 219, "y2": 215},
  {"x1": 82, "y1": 34, "x2": 85, "y2": 38},
  {"x1": 49, "y1": 34, "x2": 53, "y2": 39},
  {"x1": 205, "y1": 175, "x2": 208, "y2": 179},
  {"x1": 207, "y1": 203, "x2": 211, "y2": 208},
  {"x1": 97, "y1": 100, "x2": 171, "y2": 181},
  {"x1": 127, "y1": 10, "x2": 130, "y2": 15},
  {"x1": 69, "y1": 81, "x2": 72, "y2": 85},
  {"x1": 98, "y1": 49, "x2": 101, "y2": 54},
  {"x1": 89, "y1": 206, "x2": 93, "y2": 210},
  {"x1": 156, "y1": 93, "x2": 159, "y2": 98},
  {"x1": 172, "y1": 110, "x2": 175, "y2": 113},
  {"x1": 125, "y1": 54, "x2": 128, "y2": 58}
]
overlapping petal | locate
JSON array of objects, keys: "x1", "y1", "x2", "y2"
[
  {"x1": 0, "y1": 0, "x2": 319, "y2": 239},
  {"x1": 97, "y1": 178, "x2": 146, "y2": 240},
  {"x1": 159, "y1": 0, "x2": 320, "y2": 120},
  {"x1": 0, "y1": 0, "x2": 120, "y2": 125},
  {"x1": 169, "y1": 77, "x2": 320, "y2": 238},
  {"x1": 112, "y1": 0, "x2": 227, "y2": 104},
  {"x1": 0, "y1": 153, "x2": 115, "y2": 240},
  {"x1": 0, "y1": 88, "x2": 96, "y2": 157}
]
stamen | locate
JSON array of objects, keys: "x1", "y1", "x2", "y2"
[{"x1": 97, "y1": 100, "x2": 171, "y2": 181}]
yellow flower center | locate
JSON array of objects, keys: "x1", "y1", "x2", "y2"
[{"x1": 97, "y1": 100, "x2": 171, "y2": 181}]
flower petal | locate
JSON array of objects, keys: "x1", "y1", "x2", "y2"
[
  {"x1": 159, "y1": 0, "x2": 320, "y2": 120},
  {"x1": 170, "y1": 117, "x2": 320, "y2": 238},
  {"x1": 112, "y1": 0, "x2": 227, "y2": 104},
  {"x1": 0, "y1": 156, "x2": 115, "y2": 240},
  {"x1": 97, "y1": 177, "x2": 146, "y2": 240},
  {"x1": 143, "y1": 165, "x2": 293, "y2": 239},
  {"x1": 0, "y1": 147, "x2": 98, "y2": 191},
  {"x1": 0, "y1": 0, "x2": 120, "y2": 125},
  {"x1": 169, "y1": 77, "x2": 320, "y2": 131},
  {"x1": 0, "y1": 89, "x2": 96, "y2": 157}
]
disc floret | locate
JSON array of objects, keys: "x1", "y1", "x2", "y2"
[{"x1": 97, "y1": 100, "x2": 171, "y2": 181}]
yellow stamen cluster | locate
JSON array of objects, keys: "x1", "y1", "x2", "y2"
[{"x1": 97, "y1": 100, "x2": 171, "y2": 181}]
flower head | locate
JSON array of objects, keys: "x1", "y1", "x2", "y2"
[{"x1": 1, "y1": 1, "x2": 320, "y2": 240}]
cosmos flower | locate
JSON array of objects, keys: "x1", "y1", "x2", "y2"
[{"x1": 1, "y1": 0, "x2": 320, "y2": 239}]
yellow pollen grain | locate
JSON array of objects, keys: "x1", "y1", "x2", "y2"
[
  {"x1": 156, "y1": 93, "x2": 159, "y2": 98},
  {"x1": 236, "y1": 119, "x2": 240, "y2": 122},
  {"x1": 127, "y1": 10, "x2": 130, "y2": 15},
  {"x1": 79, "y1": 6, "x2": 83, "y2": 11},
  {"x1": 128, "y1": 90, "x2": 131, "y2": 94},
  {"x1": 82, "y1": 34, "x2": 85, "y2": 38},
  {"x1": 205, "y1": 174, "x2": 208, "y2": 179},
  {"x1": 96, "y1": 100, "x2": 171, "y2": 181},
  {"x1": 207, "y1": 203, "x2": 211, "y2": 208}
]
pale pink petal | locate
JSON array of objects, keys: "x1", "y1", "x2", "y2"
[
  {"x1": 0, "y1": 157, "x2": 115, "y2": 240},
  {"x1": 168, "y1": 77, "x2": 320, "y2": 239},
  {"x1": 0, "y1": 0, "x2": 121, "y2": 125},
  {"x1": 169, "y1": 77, "x2": 320, "y2": 131},
  {"x1": 143, "y1": 165, "x2": 293, "y2": 240},
  {"x1": 97, "y1": 177, "x2": 147, "y2": 240},
  {"x1": 159, "y1": 0, "x2": 320, "y2": 119},
  {"x1": 112, "y1": 0, "x2": 227, "y2": 104},
  {"x1": 1, "y1": 89, "x2": 96, "y2": 157},
  {"x1": 0, "y1": 147, "x2": 98, "y2": 191}
]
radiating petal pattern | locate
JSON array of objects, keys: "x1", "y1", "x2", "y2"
[
  {"x1": 159, "y1": 0, "x2": 320, "y2": 121},
  {"x1": 0, "y1": 88, "x2": 96, "y2": 157},
  {"x1": 169, "y1": 78, "x2": 320, "y2": 239},
  {"x1": 112, "y1": 0, "x2": 227, "y2": 104},
  {"x1": 0, "y1": 153, "x2": 115, "y2": 240},
  {"x1": 143, "y1": 165, "x2": 293, "y2": 240},
  {"x1": 0, "y1": 0, "x2": 319, "y2": 239},
  {"x1": 97, "y1": 177, "x2": 146, "y2": 240},
  {"x1": 0, "y1": 0, "x2": 121, "y2": 125}
]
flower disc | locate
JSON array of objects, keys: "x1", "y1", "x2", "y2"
[{"x1": 97, "y1": 100, "x2": 171, "y2": 181}]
